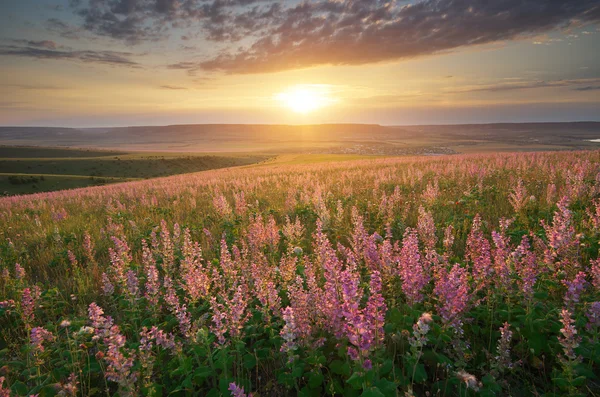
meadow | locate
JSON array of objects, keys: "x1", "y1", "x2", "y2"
[
  {"x1": 0, "y1": 147, "x2": 271, "y2": 196},
  {"x1": 0, "y1": 149, "x2": 599, "y2": 396}
]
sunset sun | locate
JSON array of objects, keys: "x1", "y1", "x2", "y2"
[{"x1": 275, "y1": 85, "x2": 336, "y2": 114}]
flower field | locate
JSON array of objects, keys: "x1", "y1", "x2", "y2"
[{"x1": 1, "y1": 150, "x2": 600, "y2": 396}]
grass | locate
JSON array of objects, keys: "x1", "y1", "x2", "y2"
[{"x1": 0, "y1": 146, "x2": 272, "y2": 196}]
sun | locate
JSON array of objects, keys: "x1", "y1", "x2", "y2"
[{"x1": 275, "y1": 85, "x2": 336, "y2": 114}]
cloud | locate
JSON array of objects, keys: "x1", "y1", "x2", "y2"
[
  {"x1": 1, "y1": 84, "x2": 70, "y2": 90},
  {"x1": 46, "y1": 18, "x2": 82, "y2": 40},
  {"x1": 197, "y1": 0, "x2": 600, "y2": 74},
  {"x1": 160, "y1": 85, "x2": 188, "y2": 90},
  {"x1": 574, "y1": 85, "x2": 600, "y2": 91},
  {"x1": 9, "y1": 39, "x2": 59, "y2": 49},
  {"x1": 446, "y1": 78, "x2": 600, "y2": 93},
  {"x1": 0, "y1": 44, "x2": 140, "y2": 67},
  {"x1": 64, "y1": 0, "x2": 600, "y2": 73}
]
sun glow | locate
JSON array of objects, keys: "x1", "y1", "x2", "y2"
[{"x1": 275, "y1": 85, "x2": 336, "y2": 114}]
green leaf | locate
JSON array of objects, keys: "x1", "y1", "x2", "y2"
[
  {"x1": 360, "y1": 387, "x2": 385, "y2": 397},
  {"x1": 373, "y1": 379, "x2": 397, "y2": 397},
  {"x1": 412, "y1": 364, "x2": 427, "y2": 383},
  {"x1": 346, "y1": 372, "x2": 365, "y2": 390},
  {"x1": 331, "y1": 360, "x2": 351, "y2": 376},
  {"x1": 308, "y1": 371, "x2": 324, "y2": 388},
  {"x1": 243, "y1": 354, "x2": 257, "y2": 370}
]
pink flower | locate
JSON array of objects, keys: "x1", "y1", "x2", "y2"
[
  {"x1": 434, "y1": 263, "x2": 470, "y2": 334},
  {"x1": 409, "y1": 312, "x2": 433, "y2": 349},
  {"x1": 30, "y1": 327, "x2": 54, "y2": 352},
  {"x1": 509, "y1": 178, "x2": 527, "y2": 212},
  {"x1": 511, "y1": 236, "x2": 538, "y2": 299},
  {"x1": 228, "y1": 382, "x2": 250, "y2": 397},
  {"x1": 101, "y1": 273, "x2": 114, "y2": 296},
  {"x1": 15, "y1": 263, "x2": 25, "y2": 279},
  {"x1": 417, "y1": 206, "x2": 437, "y2": 251},
  {"x1": 563, "y1": 271, "x2": 587, "y2": 307},
  {"x1": 213, "y1": 193, "x2": 232, "y2": 217},
  {"x1": 280, "y1": 307, "x2": 298, "y2": 358},
  {"x1": 398, "y1": 228, "x2": 428, "y2": 304},
  {"x1": 126, "y1": 270, "x2": 139, "y2": 298},
  {"x1": 591, "y1": 256, "x2": 600, "y2": 291},
  {"x1": 586, "y1": 302, "x2": 600, "y2": 331},
  {"x1": 210, "y1": 285, "x2": 250, "y2": 345},
  {"x1": 466, "y1": 214, "x2": 493, "y2": 290},
  {"x1": 21, "y1": 287, "x2": 36, "y2": 326},
  {"x1": 0, "y1": 376, "x2": 9, "y2": 397},
  {"x1": 495, "y1": 322, "x2": 513, "y2": 370},
  {"x1": 558, "y1": 308, "x2": 581, "y2": 364},
  {"x1": 57, "y1": 373, "x2": 79, "y2": 396}
]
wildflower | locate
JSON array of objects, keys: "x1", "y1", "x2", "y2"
[
  {"x1": 541, "y1": 196, "x2": 579, "y2": 274},
  {"x1": 144, "y1": 262, "x2": 160, "y2": 307},
  {"x1": 563, "y1": 271, "x2": 587, "y2": 307},
  {"x1": 365, "y1": 270, "x2": 387, "y2": 346},
  {"x1": 434, "y1": 263, "x2": 469, "y2": 334},
  {"x1": 443, "y1": 224, "x2": 454, "y2": 257},
  {"x1": 398, "y1": 228, "x2": 428, "y2": 304},
  {"x1": 511, "y1": 236, "x2": 538, "y2": 299},
  {"x1": 101, "y1": 273, "x2": 114, "y2": 296},
  {"x1": 591, "y1": 256, "x2": 600, "y2": 291},
  {"x1": 60, "y1": 320, "x2": 71, "y2": 328},
  {"x1": 83, "y1": 231, "x2": 95, "y2": 263},
  {"x1": 108, "y1": 236, "x2": 132, "y2": 286},
  {"x1": 456, "y1": 370, "x2": 479, "y2": 391},
  {"x1": 466, "y1": 214, "x2": 493, "y2": 289},
  {"x1": 78, "y1": 326, "x2": 94, "y2": 335},
  {"x1": 409, "y1": 312, "x2": 433, "y2": 350},
  {"x1": 280, "y1": 307, "x2": 298, "y2": 358},
  {"x1": 30, "y1": 327, "x2": 54, "y2": 352},
  {"x1": 509, "y1": 178, "x2": 527, "y2": 212},
  {"x1": 558, "y1": 309, "x2": 581, "y2": 364},
  {"x1": 0, "y1": 376, "x2": 10, "y2": 397},
  {"x1": 210, "y1": 285, "x2": 250, "y2": 345},
  {"x1": 228, "y1": 382, "x2": 249, "y2": 397},
  {"x1": 586, "y1": 302, "x2": 600, "y2": 331},
  {"x1": 57, "y1": 373, "x2": 79, "y2": 396},
  {"x1": 417, "y1": 206, "x2": 437, "y2": 251},
  {"x1": 213, "y1": 193, "x2": 232, "y2": 217},
  {"x1": 125, "y1": 270, "x2": 139, "y2": 298},
  {"x1": 495, "y1": 322, "x2": 513, "y2": 370},
  {"x1": 0, "y1": 300, "x2": 15, "y2": 312},
  {"x1": 67, "y1": 250, "x2": 78, "y2": 267},
  {"x1": 15, "y1": 263, "x2": 25, "y2": 279},
  {"x1": 21, "y1": 287, "x2": 36, "y2": 326},
  {"x1": 234, "y1": 191, "x2": 247, "y2": 216}
]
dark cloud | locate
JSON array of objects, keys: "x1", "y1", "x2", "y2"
[
  {"x1": 0, "y1": 44, "x2": 140, "y2": 67},
  {"x1": 574, "y1": 85, "x2": 600, "y2": 91},
  {"x1": 10, "y1": 39, "x2": 59, "y2": 49},
  {"x1": 68, "y1": 0, "x2": 269, "y2": 43},
  {"x1": 46, "y1": 18, "x2": 82, "y2": 40},
  {"x1": 446, "y1": 78, "x2": 600, "y2": 93},
  {"x1": 64, "y1": 0, "x2": 600, "y2": 73},
  {"x1": 197, "y1": 0, "x2": 600, "y2": 73}
]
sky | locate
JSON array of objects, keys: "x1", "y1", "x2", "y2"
[{"x1": 0, "y1": 0, "x2": 599, "y2": 127}]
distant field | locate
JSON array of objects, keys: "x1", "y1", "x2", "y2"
[
  {"x1": 0, "y1": 146, "x2": 271, "y2": 196},
  {"x1": 1, "y1": 122, "x2": 600, "y2": 155}
]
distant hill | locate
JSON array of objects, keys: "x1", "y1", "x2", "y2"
[{"x1": 1, "y1": 122, "x2": 599, "y2": 154}]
